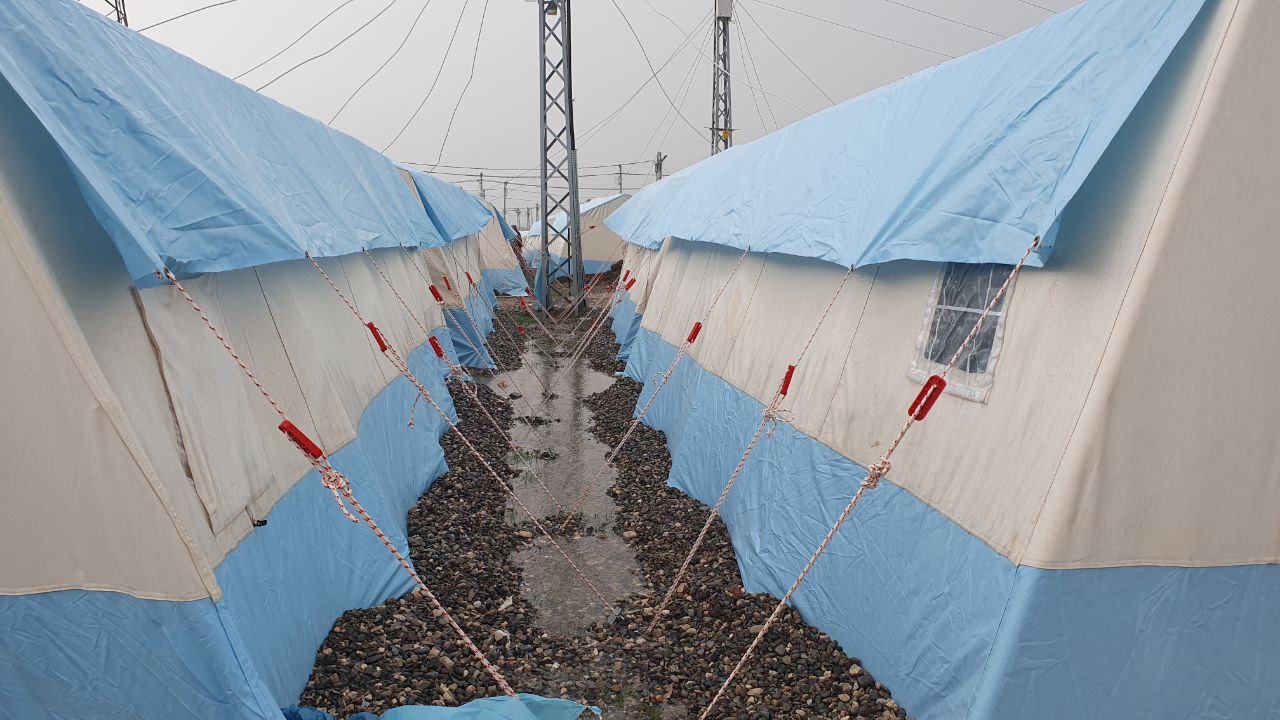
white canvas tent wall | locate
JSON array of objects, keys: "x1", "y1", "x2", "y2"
[
  {"x1": 605, "y1": 0, "x2": 1279, "y2": 718},
  {"x1": 527, "y1": 194, "x2": 632, "y2": 285},
  {"x1": 544, "y1": 194, "x2": 631, "y2": 268},
  {"x1": 0, "y1": 2, "x2": 507, "y2": 716},
  {"x1": 475, "y1": 200, "x2": 529, "y2": 297}
]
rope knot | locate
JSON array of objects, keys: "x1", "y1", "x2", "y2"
[
  {"x1": 863, "y1": 458, "x2": 891, "y2": 490},
  {"x1": 319, "y1": 465, "x2": 350, "y2": 492},
  {"x1": 763, "y1": 404, "x2": 793, "y2": 438}
]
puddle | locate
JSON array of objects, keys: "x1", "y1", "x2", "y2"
[{"x1": 477, "y1": 347, "x2": 646, "y2": 636}]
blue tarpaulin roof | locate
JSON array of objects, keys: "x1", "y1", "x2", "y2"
[
  {"x1": 402, "y1": 167, "x2": 494, "y2": 244},
  {"x1": 0, "y1": 0, "x2": 442, "y2": 284},
  {"x1": 526, "y1": 194, "x2": 626, "y2": 238},
  {"x1": 605, "y1": 0, "x2": 1207, "y2": 269}
]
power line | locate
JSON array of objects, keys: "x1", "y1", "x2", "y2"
[
  {"x1": 1014, "y1": 0, "x2": 1056, "y2": 12},
  {"x1": 577, "y1": 9, "x2": 712, "y2": 148},
  {"x1": 745, "y1": 0, "x2": 955, "y2": 60},
  {"x1": 639, "y1": 0, "x2": 811, "y2": 115},
  {"x1": 633, "y1": 22, "x2": 710, "y2": 166},
  {"x1": 422, "y1": 0, "x2": 492, "y2": 168},
  {"x1": 138, "y1": 0, "x2": 243, "y2": 32},
  {"x1": 880, "y1": 0, "x2": 1006, "y2": 39},
  {"x1": 256, "y1": 0, "x2": 403, "y2": 91},
  {"x1": 403, "y1": 160, "x2": 648, "y2": 172},
  {"x1": 431, "y1": 169, "x2": 648, "y2": 180},
  {"x1": 737, "y1": 2, "x2": 835, "y2": 107},
  {"x1": 605, "y1": 0, "x2": 705, "y2": 143},
  {"x1": 736, "y1": 17, "x2": 778, "y2": 134},
  {"x1": 396, "y1": 10, "x2": 710, "y2": 190},
  {"x1": 329, "y1": 0, "x2": 436, "y2": 123},
  {"x1": 380, "y1": 0, "x2": 473, "y2": 152},
  {"x1": 233, "y1": 0, "x2": 361, "y2": 80}
]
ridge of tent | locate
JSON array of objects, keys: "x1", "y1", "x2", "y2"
[{"x1": 605, "y1": 0, "x2": 1209, "y2": 270}]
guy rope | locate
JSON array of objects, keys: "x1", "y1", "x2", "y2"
[
  {"x1": 648, "y1": 265, "x2": 857, "y2": 631},
  {"x1": 305, "y1": 254, "x2": 617, "y2": 614},
  {"x1": 558, "y1": 247, "x2": 751, "y2": 530},
  {"x1": 696, "y1": 237, "x2": 1040, "y2": 719},
  {"x1": 156, "y1": 267, "x2": 516, "y2": 698}
]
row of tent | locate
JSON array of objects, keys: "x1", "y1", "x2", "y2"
[
  {"x1": 0, "y1": 2, "x2": 590, "y2": 719},
  {"x1": 1, "y1": 0, "x2": 1277, "y2": 718},
  {"x1": 600, "y1": 0, "x2": 1278, "y2": 719}
]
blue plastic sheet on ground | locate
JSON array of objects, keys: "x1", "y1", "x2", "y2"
[
  {"x1": 605, "y1": 0, "x2": 1206, "y2": 269},
  {"x1": 0, "y1": 0, "x2": 441, "y2": 285},
  {"x1": 381, "y1": 695, "x2": 596, "y2": 720},
  {"x1": 403, "y1": 168, "x2": 494, "y2": 244},
  {"x1": 282, "y1": 706, "x2": 378, "y2": 720}
]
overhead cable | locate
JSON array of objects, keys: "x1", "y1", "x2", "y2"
[
  {"x1": 880, "y1": 0, "x2": 1006, "y2": 38},
  {"x1": 380, "y1": 0, "x2": 473, "y2": 152},
  {"x1": 1014, "y1": 0, "x2": 1056, "y2": 12},
  {"x1": 577, "y1": 9, "x2": 712, "y2": 148},
  {"x1": 233, "y1": 0, "x2": 361, "y2": 80},
  {"x1": 745, "y1": 0, "x2": 955, "y2": 60},
  {"x1": 329, "y1": 0, "x2": 436, "y2": 123},
  {"x1": 605, "y1": 0, "x2": 706, "y2": 142},
  {"x1": 736, "y1": 16, "x2": 778, "y2": 133},
  {"x1": 737, "y1": 2, "x2": 836, "y2": 106},
  {"x1": 640, "y1": 0, "x2": 812, "y2": 114},
  {"x1": 403, "y1": 160, "x2": 648, "y2": 172},
  {"x1": 138, "y1": 0, "x2": 244, "y2": 32},
  {"x1": 256, "y1": 0, "x2": 403, "y2": 91},
  {"x1": 633, "y1": 22, "x2": 710, "y2": 165}
]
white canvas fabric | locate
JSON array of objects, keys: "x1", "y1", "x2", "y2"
[
  {"x1": 0, "y1": 108, "x2": 451, "y2": 599},
  {"x1": 475, "y1": 201, "x2": 522, "y2": 274},
  {"x1": 633, "y1": 0, "x2": 1277, "y2": 569},
  {"x1": 548, "y1": 195, "x2": 631, "y2": 265}
]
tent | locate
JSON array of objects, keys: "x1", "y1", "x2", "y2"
[
  {"x1": 0, "y1": 2, "x2": 584, "y2": 718},
  {"x1": 475, "y1": 201, "x2": 528, "y2": 298},
  {"x1": 525, "y1": 194, "x2": 630, "y2": 287},
  {"x1": 604, "y1": 0, "x2": 1279, "y2": 718}
]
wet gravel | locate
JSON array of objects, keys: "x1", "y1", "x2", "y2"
[{"x1": 300, "y1": 305, "x2": 909, "y2": 720}]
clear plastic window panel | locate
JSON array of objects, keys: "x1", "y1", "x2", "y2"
[{"x1": 923, "y1": 263, "x2": 1013, "y2": 375}]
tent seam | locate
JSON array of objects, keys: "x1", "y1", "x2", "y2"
[
  {"x1": 0, "y1": 207, "x2": 221, "y2": 600},
  {"x1": 1017, "y1": 0, "x2": 1242, "y2": 566}
]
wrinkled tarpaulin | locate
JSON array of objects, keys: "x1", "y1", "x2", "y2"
[
  {"x1": 0, "y1": 0, "x2": 441, "y2": 284},
  {"x1": 605, "y1": 0, "x2": 1207, "y2": 269}
]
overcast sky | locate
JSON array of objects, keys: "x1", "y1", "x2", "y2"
[{"x1": 87, "y1": 0, "x2": 1073, "y2": 222}]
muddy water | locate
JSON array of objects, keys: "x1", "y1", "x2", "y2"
[{"x1": 478, "y1": 345, "x2": 646, "y2": 636}]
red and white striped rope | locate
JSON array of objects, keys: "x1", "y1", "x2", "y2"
[
  {"x1": 557, "y1": 248, "x2": 753, "y2": 529},
  {"x1": 379, "y1": 340, "x2": 616, "y2": 614},
  {"x1": 307, "y1": 259, "x2": 617, "y2": 614},
  {"x1": 648, "y1": 266, "x2": 855, "y2": 630},
  {"x1": 697, "y1": 238, "x2": 1040, "y2": 719},
  {"x1": 158, "y1": 268, "x2": 516, "y2": 698},
  {"x1": 552, "y1": 238, "x2": 629, "y2": 321}
]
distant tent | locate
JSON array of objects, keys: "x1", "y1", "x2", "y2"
[
  {"x1": 525, "y1": 194, "x2": 630, "y2": 280},
  {"x1": 474, "y1": 200, "x2": 528, "y2": 298},
  {"x1": 604, "y1": 0, "x2": 1280, "y2": 719},
  {"x1": 0, "y1": 1, "x2": 582, "y2": 718}
]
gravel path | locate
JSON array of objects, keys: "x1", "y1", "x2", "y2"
[{"x1": 299, "y1": 298, "x2": 909, "y2": 720}]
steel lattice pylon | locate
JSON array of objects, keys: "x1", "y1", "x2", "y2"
[
  {"x1": 110, "y1": 0, "x2": 128, "y2": 25},
  {"x1": 710, "y1": 0, "x2": 733, "y2": 155},
  {"x1": 536, "y1": 0, "x2": 585, "y2": 312}
]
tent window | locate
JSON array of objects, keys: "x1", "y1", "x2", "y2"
[{"x1": 910, "y1": 262, "x2": 1014, "y2": 402}]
